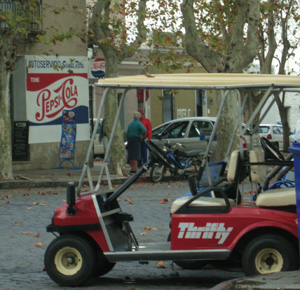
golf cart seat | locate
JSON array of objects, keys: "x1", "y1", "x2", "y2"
[
  {"x1": 256, "y1": 187, "x2": 296, "y2": 212},
  {"x1": 170, "y1": 196, "x2": 235, "y2": 214},
  {"x1": 170, "y1": 150, "x2": 243, "y2": 214},
  {"x1": 248, "y1": 150, "x2": 296, "y2": 212}
]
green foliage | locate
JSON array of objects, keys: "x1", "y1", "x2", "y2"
[{"x1": 0, "y1": 0, "x2": 41, "y2": 38}]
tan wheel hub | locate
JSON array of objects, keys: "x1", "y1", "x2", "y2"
[
  {"x1": 255, "y1": 248, "x2": 283, "y2": 274},
  {"x1": 54, "y1": 246, "x2": 83, "y2": 276}
]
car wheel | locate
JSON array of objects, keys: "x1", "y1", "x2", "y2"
[
  {"x1": 242, "y1": 234, "x2": 298, "y2": 276},
  {"x1": 92, "y1": 247, "x2": 115, "y2": 277},
  {"x1": 44, "y1": 235, "x2": 95, "y2": 286},
  {"x1": 150, "y1": 164, "x2": 166, "y2": 183}
]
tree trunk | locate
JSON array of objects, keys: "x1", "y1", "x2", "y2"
[
  {"x1": 0, "y1": 69, "x2": 13, "y2": 179},
  {"x1": 274, "y1": 92, "x2": 290, "y2": 152},
  {"x1": 103, "y1": 54, "x2": 127, "y2": 175}
]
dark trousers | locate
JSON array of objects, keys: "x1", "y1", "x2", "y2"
[{"x1": 138, "y1": 140, "x2": 148, "y2": 167}]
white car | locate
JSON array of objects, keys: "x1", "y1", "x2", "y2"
[
  {"x1": 151, "y1": 117, "x2": 261, "y2": 154},
  {"x1": 258, "y1": 124, "x2": 295, "y2": 150}
]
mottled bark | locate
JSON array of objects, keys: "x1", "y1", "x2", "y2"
[
  {"x1": 181, "y1": 0, "x2": 260, "y2": 160},
  {"x1": 0, "y1": 35, "x2": 16, "y2": 179},
  {"x1": 89, "y1": 0, "x2": 147, "y2": 175}
]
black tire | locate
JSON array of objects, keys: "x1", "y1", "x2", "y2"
[
  {"x1": 44, "y1": 235, "x2": 95, "y2": 286},
  {"x1": 242, "y1": 234, "x2": 298, "y2": 276},
  {"x1": 150, "y1": 164, "x2": 166, "y2": 183},
  {"x1": 92, "y1": 247, "x2": 115, "y2": 277}
]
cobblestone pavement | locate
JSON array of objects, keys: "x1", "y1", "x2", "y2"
[{"x1": 0, "y1": 181, "x2": 245, "y2": 290}]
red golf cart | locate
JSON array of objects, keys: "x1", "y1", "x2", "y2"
[{"x1": 44, "y1": 73, "x2": 300, "y2": 286}]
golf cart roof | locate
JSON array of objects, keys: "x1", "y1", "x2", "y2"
[{"x1": 96, "y1": 73, "x2": 300, "y2": 91}]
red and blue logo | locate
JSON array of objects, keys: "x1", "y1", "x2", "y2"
[{"x1": 91, "y1": 58, "x2": 105, "y2": 78}]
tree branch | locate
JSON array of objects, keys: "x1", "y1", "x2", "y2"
[{"x1": 181, "y1": 0, "x2": 225, "y2": 72}]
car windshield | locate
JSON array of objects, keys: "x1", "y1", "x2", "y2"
[
  {"x1": 152, "y1": 124, "x2": 169, "y2": 138},
  {"x1": 161, "y1": 121, "x2": 188, "y2": 138}
]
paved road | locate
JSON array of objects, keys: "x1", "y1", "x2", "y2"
[{"x1": 0, "y1": 181, "x2": 245, "y2": 290}]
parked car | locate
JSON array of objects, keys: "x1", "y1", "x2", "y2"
[
  {"x1": 92, "y1": 118, "x2": 104, "y2": 156},
  {"x1": 151, "y1": 117, "x2": 261, "y2": 154},
  {"x1": 258, "y1": 124, "x2": 296, "y2": 150}
]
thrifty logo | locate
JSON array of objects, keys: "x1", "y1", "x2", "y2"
[{"x1": 178, "y1": 222, "x2": 233, "y2": 244}]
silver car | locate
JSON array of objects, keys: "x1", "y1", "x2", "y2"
[{"x1": 151, "y1": 117, "x2": 260, "y2": 154}]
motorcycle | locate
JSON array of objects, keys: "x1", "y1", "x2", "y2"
[{"x1": 149, "y1": 141, "x2": 202, "y2": 182}]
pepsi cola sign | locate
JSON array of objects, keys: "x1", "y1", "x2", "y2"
[{"x1": 91, "y1": 58, "x2": 105, "y2": 78}]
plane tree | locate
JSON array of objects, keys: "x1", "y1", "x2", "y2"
[
  {"x1": 180, "y1": 0, "x2": 261, "y2": 160},
  {"x1": 0, "y1": 0, "x2": 43, "y2": 179},
  {"x1": 257, "y1": 0, "x2": 300, "y2": 151},
  {"x1": 180, "y1": 0, "x2": 300, "y2": 158},
  {"x1": 0, "y1": 1, "x2": 85, "y2": 180},
  {"x1": 88, "y1": 0, "x2": 152, "y2": 175}
]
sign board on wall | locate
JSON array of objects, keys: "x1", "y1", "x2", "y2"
[
  {"x1": 90, "y1": 58, "x2": 105, "y2": 79},
  {"x1": 26, "y1": 55, "x2": 90, "y2": 144}
]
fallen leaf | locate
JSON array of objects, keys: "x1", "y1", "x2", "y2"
[
  {"x1": 125, "y1": 198, "x2": 133, "y2": 204},
  {"x1": 152, "y1": 227, "x2": 158, "y2": 231},
  {"x1": 160, "y1": 198, "x2": 170, "y2": 204},
  {"x1": 14, "y1": 221, "x2": 20, "y2": 226},
  {"x1": 26, "y1": 207, "x2": 32, "y2": 210},
  {"x1": 144, "y1": 226, "x2": 151, "y2": 230},
  {"x1": 38, "y1": 191, "x2": 45, "y2": 195},
  {"x1": 140, "y1": 232, "x2": 149, "y2": 236},
  {"x1": 32, "y1": 202, "x2": 39, "y2": 205},
  {"x1": 67, "y1": 172, "x2": 72, "y2": 176},
  {"x1": 34, "y1": 233, "x2": 40, "y2": 237},
  {"x1": 156, "y1": 261, "x2": 166, "y2": 268},
  {"x1": 22, "y1": 232, "x2": 32, "y2": 235},
  {"x1": 6, "y1": 195, "x2": 13, "y2": 199},
  {"x1": 34, "y1": 242, "x2": 43, "y2": 247}
]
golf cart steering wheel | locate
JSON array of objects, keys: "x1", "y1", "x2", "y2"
[
  {"x1": 260, "y1": 137, "x2": 285, "y2": 161},
  {"x1": 145, "y1": 139, "x2": 175, "y2": 169}
]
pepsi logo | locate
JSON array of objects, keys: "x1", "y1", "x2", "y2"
[{"x1": 91, "y1": 58, "x2": 105, "y2": 78}]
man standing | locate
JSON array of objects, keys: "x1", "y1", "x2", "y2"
[{"x1": 138, "y1": 108, "x2": 152, "y2": 166}]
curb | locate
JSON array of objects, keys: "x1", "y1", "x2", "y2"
[{"x1": 0, "y1": 175, "x2": 185, "y2": 189}]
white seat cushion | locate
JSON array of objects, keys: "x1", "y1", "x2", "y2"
[
  {"x1": 256, "y1": 187, "x2": 296, "y2": 207},
  {"x1": 170, "y1": 196, "x2": 235, "y2": 214},
  {"x1": 249, "y1": 150, "x2": 266, "y2": 184},
  {"x1": 227, "y1": 150, "x2": 239, "y2": 183}
]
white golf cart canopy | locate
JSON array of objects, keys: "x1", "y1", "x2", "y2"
[
  {"x1": 78, "y1": 73, "x2": 300, "y2": 197},
  {"x1": 96, "y1": 73, "x2": 300, "y2": 91}
]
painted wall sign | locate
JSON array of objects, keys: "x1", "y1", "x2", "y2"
[{"x1": 26, "y1": 55, "x2": 90, "y2": 144}]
